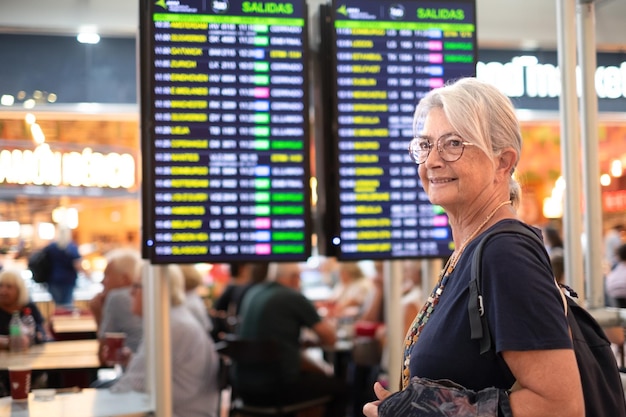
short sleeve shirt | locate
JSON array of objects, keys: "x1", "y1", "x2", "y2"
[
  {"x1": 236, "y1": 282, "x2": 320, "y2": 389},
  {"x1": 408, "y1": 220, "x2": 572, "y2": 391}
]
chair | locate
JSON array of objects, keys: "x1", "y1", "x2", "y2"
[{"x1": 215, "y1": 338, "x2": 331, "y2": 417}]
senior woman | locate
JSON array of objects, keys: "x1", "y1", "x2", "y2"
[
  {"x1": 0, "y1": 268, "x2": 47, "y2": 347},
  {"x1": 363, "y1": 78, "x2": 584, "y2": 417}
]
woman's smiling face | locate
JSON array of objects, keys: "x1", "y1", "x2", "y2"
[{"x1": 417, "y1": 107, "x2": 493, "y2": 212}]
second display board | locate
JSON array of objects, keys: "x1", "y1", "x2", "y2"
[{"x1": 319, "y1": 0, "x2": 477, "y2": 260}]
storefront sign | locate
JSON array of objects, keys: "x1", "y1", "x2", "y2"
[
  {"x1": 477, "y1": 49, "x2": 626, "y2": 112},
  {"x1": 0, "y1": 144, "x2": 136, "y2": 189}
]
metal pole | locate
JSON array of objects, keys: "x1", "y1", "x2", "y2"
[
  {"x1": 151, "y1": 265, "x2": 172, "y2": 417},
  {"x1": 556, "y1": 0, "x2": 585, "y2": 299},
  {"x1": 143, "y1": 265, "x2": 155, "y2": 403},
  {"x1": 577, "y1": 0, "x2": 604, "y2": 308},
  {"x1": 383, "y1": 260, "x2": 402, "y2": 392}
]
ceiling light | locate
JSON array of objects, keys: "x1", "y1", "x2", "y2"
[
  {"x1": 610, "y1": 160, "x2": 623, "y2": 177},
  {"x1": 600, "y1": 174, "x2": 612, "y2": 186},
  {"x1": 77, "y1": 32, "x2": 101, "y2": 44},
  {"x1": 0, "y1": 222, "x2": 20, "y2": 238},
  {"x1": 1, "y1": 95, "x2": 14, "y2": 106}
]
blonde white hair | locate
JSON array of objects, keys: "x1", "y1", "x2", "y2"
[
  {"x1": 413, "y1": 77, "x2": 523, "y2": 208},
  {"x1": 0, "y1": 269, "x2": 29, "y2": 306}
]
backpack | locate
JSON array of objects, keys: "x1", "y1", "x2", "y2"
[
  {"x1": 28, "y1": 248, "x2": 52, "y2": 284},
  {"x1": 468, "y1": 222, "x2": 626, "y2": 417}
]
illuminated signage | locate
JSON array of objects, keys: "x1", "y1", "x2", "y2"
[
  {"x1": 478, "y1": 58, "x2": 626, "y2": 99},
  {"x1": 476, "y1": 49, "x2": 626, "y2": 112},
  {"x1": 141, "y1": 0, "x2": 312, "y2": 263},
  {"x1": 0, "y1": 144, "x2": 136, "y2": 189},
  {"x1": 604, "y1": 190, "x2": 626, "y2": 212},
  {"x1": 320, "y1": 0, "x2": 476, "y2": 260}
]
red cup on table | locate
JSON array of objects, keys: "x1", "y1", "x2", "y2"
[
  {"x1": 8, "y1": 366, "x2": 31, "y2": 401},
  {"x1": 103, "y1": 332, "x2": 126, "y2": 366}
]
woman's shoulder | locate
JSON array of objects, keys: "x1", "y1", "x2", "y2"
[
  {"x1": 460, "y1": 219, "x2": 549, "y2": 276},
  {"x1": 478, "y1": 219, "x2": 543, "y2": 250}
]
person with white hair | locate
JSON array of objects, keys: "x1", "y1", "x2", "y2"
[
  {"x1": 0, "y1": 268, "x2": 47, "y2": 346},
  {"x1": 92, "y1": 248, "x2": 144, "y2": 362},
  {"x1": 109, "y1": 263, "x2": 220, "y2": 417},
  {"x1": 0, "y1": 268, "x2": 48, "y2": 397},
  {"x1": 179, "y1": 264, "x2": 212, "y2": 333},
  {"x1": 364, "y1": 77, "x2": 584, "y2": 417}
]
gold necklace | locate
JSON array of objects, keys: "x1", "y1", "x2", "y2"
[{"x1": 442, "y1": 199, "x2": 512, "y2": 277}]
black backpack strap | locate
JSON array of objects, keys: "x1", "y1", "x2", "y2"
[{"x1": 468, "y1": 222, "x2": 546, "y2": 354}]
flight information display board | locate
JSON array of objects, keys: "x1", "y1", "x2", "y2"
[
  {"x1": 140, "y1": 0, "x2": 311, "y2": 263},
  {"x1": 321, "y1": 0, "x2": 477, "y2": 260}
]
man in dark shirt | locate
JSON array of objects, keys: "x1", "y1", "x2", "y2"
[{"x1": 235, "y1": 262, "x2": 347, "y2": 417}]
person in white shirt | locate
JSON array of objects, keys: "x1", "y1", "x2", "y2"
[
  {"x1": 93, "y1": 248, "x2": 144, "y2": 359},
  {"x1": 110, "y1": 263, "x2": 220, "y2": 417},
  {"x1": 328, "y1": 262, "x2": 372, "y2": 319},
  {"x1": 179, "y1": 264, "x2": 213, "y2": 334}
]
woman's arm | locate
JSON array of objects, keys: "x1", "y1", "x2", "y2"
[{"x1": 504, "y1": 348, "x2": 584, "y2": 417}]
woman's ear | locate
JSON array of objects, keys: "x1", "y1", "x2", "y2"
[{"x1": 497, "y1": 148, "x2": 518, "y2": 176}]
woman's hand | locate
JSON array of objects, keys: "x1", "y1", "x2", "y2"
[{"x1": 363, "y1": 382, "x2": 392, "y2": 417}]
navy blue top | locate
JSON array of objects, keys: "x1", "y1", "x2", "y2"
[
  {"x1": 45, "y1": 242, "x2": 80, "y2": 286},
  {"x1": 0, "y1": 301, "x2": 47, "y2": 344},
  {"x1": 408, "y1": 219, "x2": 572, "y2": 391}
]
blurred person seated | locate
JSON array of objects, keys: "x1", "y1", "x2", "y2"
[
  {"x1": 543, "y1": 224, "x2": 564, "y2": 257},
  {"x1": 179, "y1": 264, "x2": 213, "y2": 334},
  {"x1": 350, "y1": 260, "x2": 424, "y2": 415},
  {"x1": 90, "y1": 248, "x2": 140, "y2": 327},
  {"x1": 605, "y1": 224, "x2": 625, "y2": 271},
  {"x1": 348, "y1": 261, "x2": 387, "y2": 417},
  {"x1": 94, "y1": 248, "x2": 144, "y2": 363},
  {"x1": 235, "y1": 262, "x2": 348, "y2": 417},
  {"x1": 0, "y1": 268, "x2": 48, "y2": 396},
  {"x1": 606, "y1": 243, "x2": 626, "y2": 308},
  {"x1": 400, "y1": 260, "x2": 425, "y2": 337},
  {"x1": 598, "y1": 244, "x2": 626, "y2": 364},
  {"x1": 359, "y1": 260, "x2": 424, "y2": 352},
  {"x1": 0, "y1": 268, "x2": 47, "y2": 347},
  {"x1": 107, "y1": 263, "x2": 220, "y2": 417},
  {"x1": 360, "y1": 261, "x2": 384, "y2": 324},
  {"x1": 325, "y1": 262, "x2": 372, "y2": 320},
  {"x1": 210, "y1": 262, "x2": 268, "y2": 340}
]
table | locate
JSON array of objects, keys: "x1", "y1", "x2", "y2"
[
  {"x1": 0, "y1": 388, "x2": 152, "y2": 417},
  {"x1": 0, "y1": 340, "x2": 100, "y2": 371},
  {"x1": 0, "y1": 340, "x2": 101, "y2": 389},
  {"x1": 49, "y1": 314, "x2": 98, "y2": 340}
]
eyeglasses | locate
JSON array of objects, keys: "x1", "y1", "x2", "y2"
[{"x1": 408, "y1": 133, "x2": 475, "y2": 165}]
